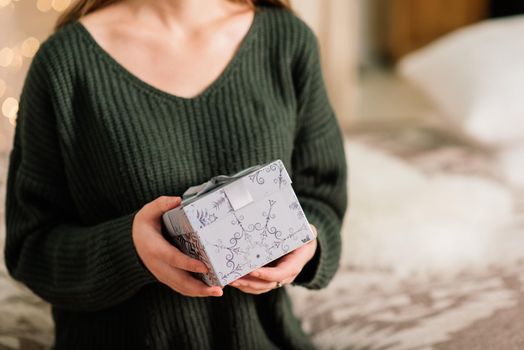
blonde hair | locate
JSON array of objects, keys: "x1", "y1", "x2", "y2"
[{"x1": 55, "y1": 0, "x2": 292, "y2": 31}]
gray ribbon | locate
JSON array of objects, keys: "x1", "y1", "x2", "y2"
[{"x1": 181, "y1": 164, "x2": 263, "y2": 204}]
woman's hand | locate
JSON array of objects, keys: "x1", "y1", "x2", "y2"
[
  {"x1": 228, "y1": 224, "x2": 318, "y2": 294},
  {"x1": 132, "y1": 195, "x2": 224, "y2": 297}
]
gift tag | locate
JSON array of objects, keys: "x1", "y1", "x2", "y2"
[{"x1": 223, "y1": 179, "x2": 253, "y2": 211}]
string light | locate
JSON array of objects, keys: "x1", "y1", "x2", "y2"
[
  {"x1": 0, "y1": 80, "x2": 5, "y2": 98},
  {"x1": 51, "y1": 0, "x2": 70, "y2": 12},
  {"x1": 36, "y1": 0, "x2": 52, "y2": 12},
  {"x1": 21, "y1": 37, "x2": 40, "y2": 58},
  {"x1": 2, "y1": 97, "x2": 18, "y2": 120},
  {"x1": 0, "y1": 47, "x2": 14, "y2": 67},
  {"x1": 0, "y1": 39, "x2": 40, "y2": 71},
  {"x1": 11, "y1": 51, "x2": 23, "y2": 69},
  {"x1": 1, "y1": 1, "x2": 66, "y2": 130}
]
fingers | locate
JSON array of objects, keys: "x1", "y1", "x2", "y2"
[
  {"x1": 142, "y1": 196, "x2": 182, "y2": 222},
  {"x1": 249, "y1": 259, "x2": 299, "y2": 282},
  {"x1": 133, "y1": 195, "x2": 225, "y2": 297},
  {"x1": 158, "y1": 263, "x2": 223, "y2": 297},
  {"x1": 175, "y1": 269, "x2": 223, "y2": 297},
  {"x1": 310, "y1": 224, "x2": 318, "y2": 238},
  {"x1": 136, "y1": 218, "x2": 209, "y2": 274},
  {"x1": 136, "y1": 195, "x2": 208, "y2": 273},
  {"x1": 230, "y1": 284, "x2": 274, "y2": 295},
  {"x1": 229, "y1": 275, "x2": 276, "y2": 295},
  {"x1": 140, "y1": 236, "x2": 222, "y2": 297},
  {"x1": 166, "y1": 248, "x2": 210, "y2": 274},
  {"x1": 248, "y1": 243, "x2": 315, "y2": 282},
  {"x1": 152, "y1": 234, "x2": 209, "y2": 274},
  {"x1": 229, "y1": 275, "x2": 276, "y2": 290}
]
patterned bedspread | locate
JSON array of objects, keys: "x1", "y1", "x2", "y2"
[
  {"x1": 1, "y1": 123, "x2": 523, "y2": 349},
  {"x1": 287, "y1": 124, "x2": 524, "y2": 350}
]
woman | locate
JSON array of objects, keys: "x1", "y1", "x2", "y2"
[{"x1": 4, "y1": 0, "x2": 348, "y2": 348}]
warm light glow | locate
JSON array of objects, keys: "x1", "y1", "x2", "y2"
[
  {"x1": 36, "y1": 0, "x2": 52, "y2": 12},
  {"x1": 51, "y1": 0, "x2": 70, "y2": 12},
  {"x1": 0, "y1": 80, "x2": 5, "y2": 98},
  {"x1": 21, "y1": 37, "x2": 40, "y2": 58},
  {"x1": 0, "y1": 0, "x2": 11, "y2": 8},
  {"x1": 11, "y1": 52, "x2": 23, "y2": 69},
  {"x1": 0, "y1": 47, "x2": 14, "y2": 67},
  {"x1": 2, "y1": 97, "x2": 19, "y2": 119}
]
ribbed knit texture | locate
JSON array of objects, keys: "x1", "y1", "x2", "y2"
[{"x1": 4, "y1": 5, "x2": 348, "y2": 350}]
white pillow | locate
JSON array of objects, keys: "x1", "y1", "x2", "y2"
[{"x1": 397, "y1": 16, "x2": 524, "y2": 146}]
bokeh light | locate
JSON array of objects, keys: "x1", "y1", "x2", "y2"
[
  {"x1": 0, "y1": 80, "x2": 6, "y2": 98},
  {"x1": 2, "y1": 97, "x2": 19, "y2": 120},
  {"x1": 51, "y1": 0, "x2": 70, "y2": 12},
  {"x1": 20, "y1": 37, "x2": 40, "y2": 58},
  {"x1": 0, "y1": 47, "x2": 14, "y2": 67},
  {"x1": 10, "y1": 51, "x2": 23, "y2": 69},
  {"x1": 36, "y1": 0, "x2": 52, "y2": 12}
]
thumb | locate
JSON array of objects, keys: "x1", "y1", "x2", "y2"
[{"x1": 143, "y1": 195, "x2": 182, "y2": 219}]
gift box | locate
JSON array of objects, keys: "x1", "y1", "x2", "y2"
[{"x1": 161, "y1": 159, "x2": 315, "y2": 287}]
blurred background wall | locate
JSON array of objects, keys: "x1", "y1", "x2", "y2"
[
  {"x1": 0, "y1": 0, "x2": 519, "y2": 146},
  {"x1": 0, "y1": 0, "x2": 64, "y2": 151},
  {"x1": 0, "y1": 0, "x2": 360, "y2": 151}
]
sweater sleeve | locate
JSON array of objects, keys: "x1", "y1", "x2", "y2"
[
  {"x1": 3, "y1": 43, "x2": 157, "y2": 312},
  {"x1": 289, "y1": 25, "x2": 349, "y2": 290}
]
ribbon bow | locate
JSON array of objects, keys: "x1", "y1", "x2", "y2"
[{"x1": 181, "y1": 164, "x2": 263, "y2": 204}]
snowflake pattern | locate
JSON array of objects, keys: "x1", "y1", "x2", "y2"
[
  {"x1": 196, "y1": 209, "x2": 218, "y2": 227},
  {"x1": 165, "y1": 160, "x2": 311, "y2": 287},
  {"x1": 248, "y1": 161, "x2": 288, "y2": 189},
  {"x1": 206, "y1": 198, "x2": 309, "y2": 285}
]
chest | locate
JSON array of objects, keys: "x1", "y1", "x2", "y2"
[
  {"x1": 110, "y1": 34, "x2": 247, "y2": 99},
  {"x1": 80, "y1": 11, "x2": 255, "y2": 100},
  {"x1": 59, "y1": 68, "x2": 298, "y2": 220}
]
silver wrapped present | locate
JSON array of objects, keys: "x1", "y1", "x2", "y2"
[{"x1": 161, "y1": 159, "x2": 315, "y2": 287}]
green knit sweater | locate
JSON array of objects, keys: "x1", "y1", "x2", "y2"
[{"x1": 4, "y1": 5, "x2": 348, "y2": 350}]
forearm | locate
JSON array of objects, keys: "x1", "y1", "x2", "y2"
[{"x1": 5, "y1": 168, "x2": 156, "y2": 312}]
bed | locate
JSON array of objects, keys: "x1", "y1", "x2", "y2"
[
  {"x1": 2, "y1": 119, "x2": 524, "y2": 349},
  {"x1": 288, "y1": 123, "x2": 524, "y2": 350}
]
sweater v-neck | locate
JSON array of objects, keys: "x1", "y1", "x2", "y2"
[{"x1": 73, "y1": 7, "x2": 263, "y2": 103}]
